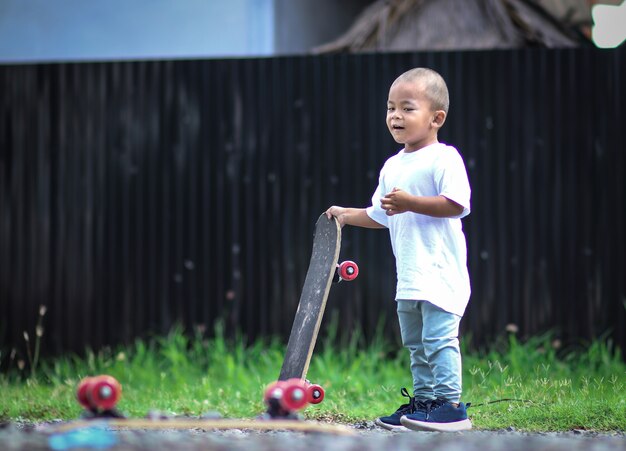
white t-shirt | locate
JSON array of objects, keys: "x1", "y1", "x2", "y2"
[{"x1": 366, "y1": 142, "x2": 471, "y2": 316}]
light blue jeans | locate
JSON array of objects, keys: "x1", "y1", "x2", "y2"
[{"x1": 396, "y1": 300, "x2": 463, "y2": 403}]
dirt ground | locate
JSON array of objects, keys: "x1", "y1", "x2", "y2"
[{"x1": 1, "y1": 421, "x2": 625, "y2": 451}]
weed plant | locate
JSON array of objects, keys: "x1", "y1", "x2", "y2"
[{"x1": 1, "y1": 320, "x2": 624, "y2": 431}]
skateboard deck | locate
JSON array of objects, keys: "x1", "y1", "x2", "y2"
[
  {"x1": 278, "y1": 213, "x2": 341, "y2": 381},
  {"x1": 71, "y1": 375, "x2": 355, "y2": 435},
  {"x1": 51, "y1": 418, "x2": 355, "y2": 435}
]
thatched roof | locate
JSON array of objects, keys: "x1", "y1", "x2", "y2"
[{"x1": 313, "y1": 0, "x2": 590, "y2": 53}]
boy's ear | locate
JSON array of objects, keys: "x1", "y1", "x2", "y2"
[{"x1": 432, "y1": 110, "x2": 447, "y2": 128}]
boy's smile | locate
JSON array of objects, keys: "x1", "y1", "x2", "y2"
[{"x1": 386, "y1": 81, "x2": 445, "y2": 152}]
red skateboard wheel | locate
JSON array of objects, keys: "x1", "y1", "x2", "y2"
[
  {"x1": 76, "y1": 377, "x2": 97, "y2": 409},
  {"x1": 279, "y1": 378, "x2": 308, "y2": 411},
  {"x1": 85, "y1": 375, "x2": 122, "y2": 411},
  {"x1": 338, "y1": 261, "x2": 359, "y2": 281},
  {"x1": 265, "y1": 379, "x2": 309, "y2": 411},
  {"x1": 306, "y1": 383, "x2": 325, "y2": 404},
  {"x1": 263, "y1": 380, "x2": 285, "y2": 404}
]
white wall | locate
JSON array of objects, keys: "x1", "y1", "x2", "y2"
[{"x1": 0, "y1": 0, "x2": 275, "y2": 62}]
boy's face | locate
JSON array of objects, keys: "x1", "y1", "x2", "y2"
[{"x1": 386, "y1": 81, "x2": 445, "y2": 152}]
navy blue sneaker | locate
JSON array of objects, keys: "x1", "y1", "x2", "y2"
[
  {"x1": 375, "y1": 388, "x2": 429, "y2": 431},
  {"x1": 401, "y1": 398, "x2": 472, "y2": 432}
]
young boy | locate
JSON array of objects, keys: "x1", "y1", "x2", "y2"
[{"x1": 325, "y1": 68, "x2": 472, "y2": 432}]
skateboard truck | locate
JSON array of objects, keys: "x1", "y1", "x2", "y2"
[
  {"x1": 263, "y1": 378, "x2": 325, "y2": 419},
  {"x1": 76, "y1": 375, "x2": 125, "y2": 418}
]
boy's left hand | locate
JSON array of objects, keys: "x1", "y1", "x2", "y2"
[{"x1": 381, "y1": 187, "x2": 411, "y2": 216}]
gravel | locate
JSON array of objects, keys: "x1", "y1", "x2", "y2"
[{"x1": 1, "y1": 421, "x2": 625, "y2": 451}]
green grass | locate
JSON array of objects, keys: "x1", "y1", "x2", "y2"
[{"x1": 1, "y1": 321, "x2": 625, "y2": 432}]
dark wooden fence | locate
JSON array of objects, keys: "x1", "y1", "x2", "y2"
[{"x1": 1, "y1": 48, "x2": 624, "y2": 360}]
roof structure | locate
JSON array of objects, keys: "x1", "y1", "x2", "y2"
[{"x1": 312, "y1": 0, "x2": 591, "y2": 53}]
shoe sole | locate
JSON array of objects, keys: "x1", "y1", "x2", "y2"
[
  {"x1": 374, "y1": 418, "x2": 411, "y2": 432},
  {"x1": 400, "y1": 416, "x2": 472, "y2": 432}
]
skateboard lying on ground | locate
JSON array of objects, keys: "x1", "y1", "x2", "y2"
[
  {"x1": 70, "y1": 375, "x2": 354, "y2": 436},
  {"x1": 75, "y1": 375, "x2": 347, "y2": 422},
  {"x1": 73, "y1": 215, "x2": 358, "y2": 425},
  {"x1": 264, "y1": 213, "x2": 358, "y2": 418}
]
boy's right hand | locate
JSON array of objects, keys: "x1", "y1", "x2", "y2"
[
  {"x1": 325, "y1": 206, "x2": 347, "y2": 227},
  {"x1": 326, "y1": 207, "x2": 385, "y2": 229}
]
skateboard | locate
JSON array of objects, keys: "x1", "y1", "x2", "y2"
[
  {"x1": 264, "y1": 214, "x2": 358, "y2": 417},
  {"x1": 76, "y1": 216, "x2": 359, "y2": 421},
  {"x1": 76, "y1": 374, "x2": 323, "y2": 421},
  {"x1": 72, "y1": 375, "x2": 354, "y2": 436}
]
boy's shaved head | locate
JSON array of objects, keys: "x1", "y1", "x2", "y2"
[{"x1": 392, "y1": 68, "x2": 449, "y2": 114}]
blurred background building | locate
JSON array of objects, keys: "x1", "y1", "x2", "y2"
[
  {"x1": 0, "y1": 0, "x2": 623, "y2": 63},
  {"x1": 0, "y1": 0, "x2": 370, "y2": 62}
]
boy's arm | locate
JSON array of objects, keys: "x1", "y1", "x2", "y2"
[
  {"x1": 380, "y1": 188, "x2": 464, "y2": 218},
  {"x1": 325, "y1": 206, "x2": 386, "y2": 229}
]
